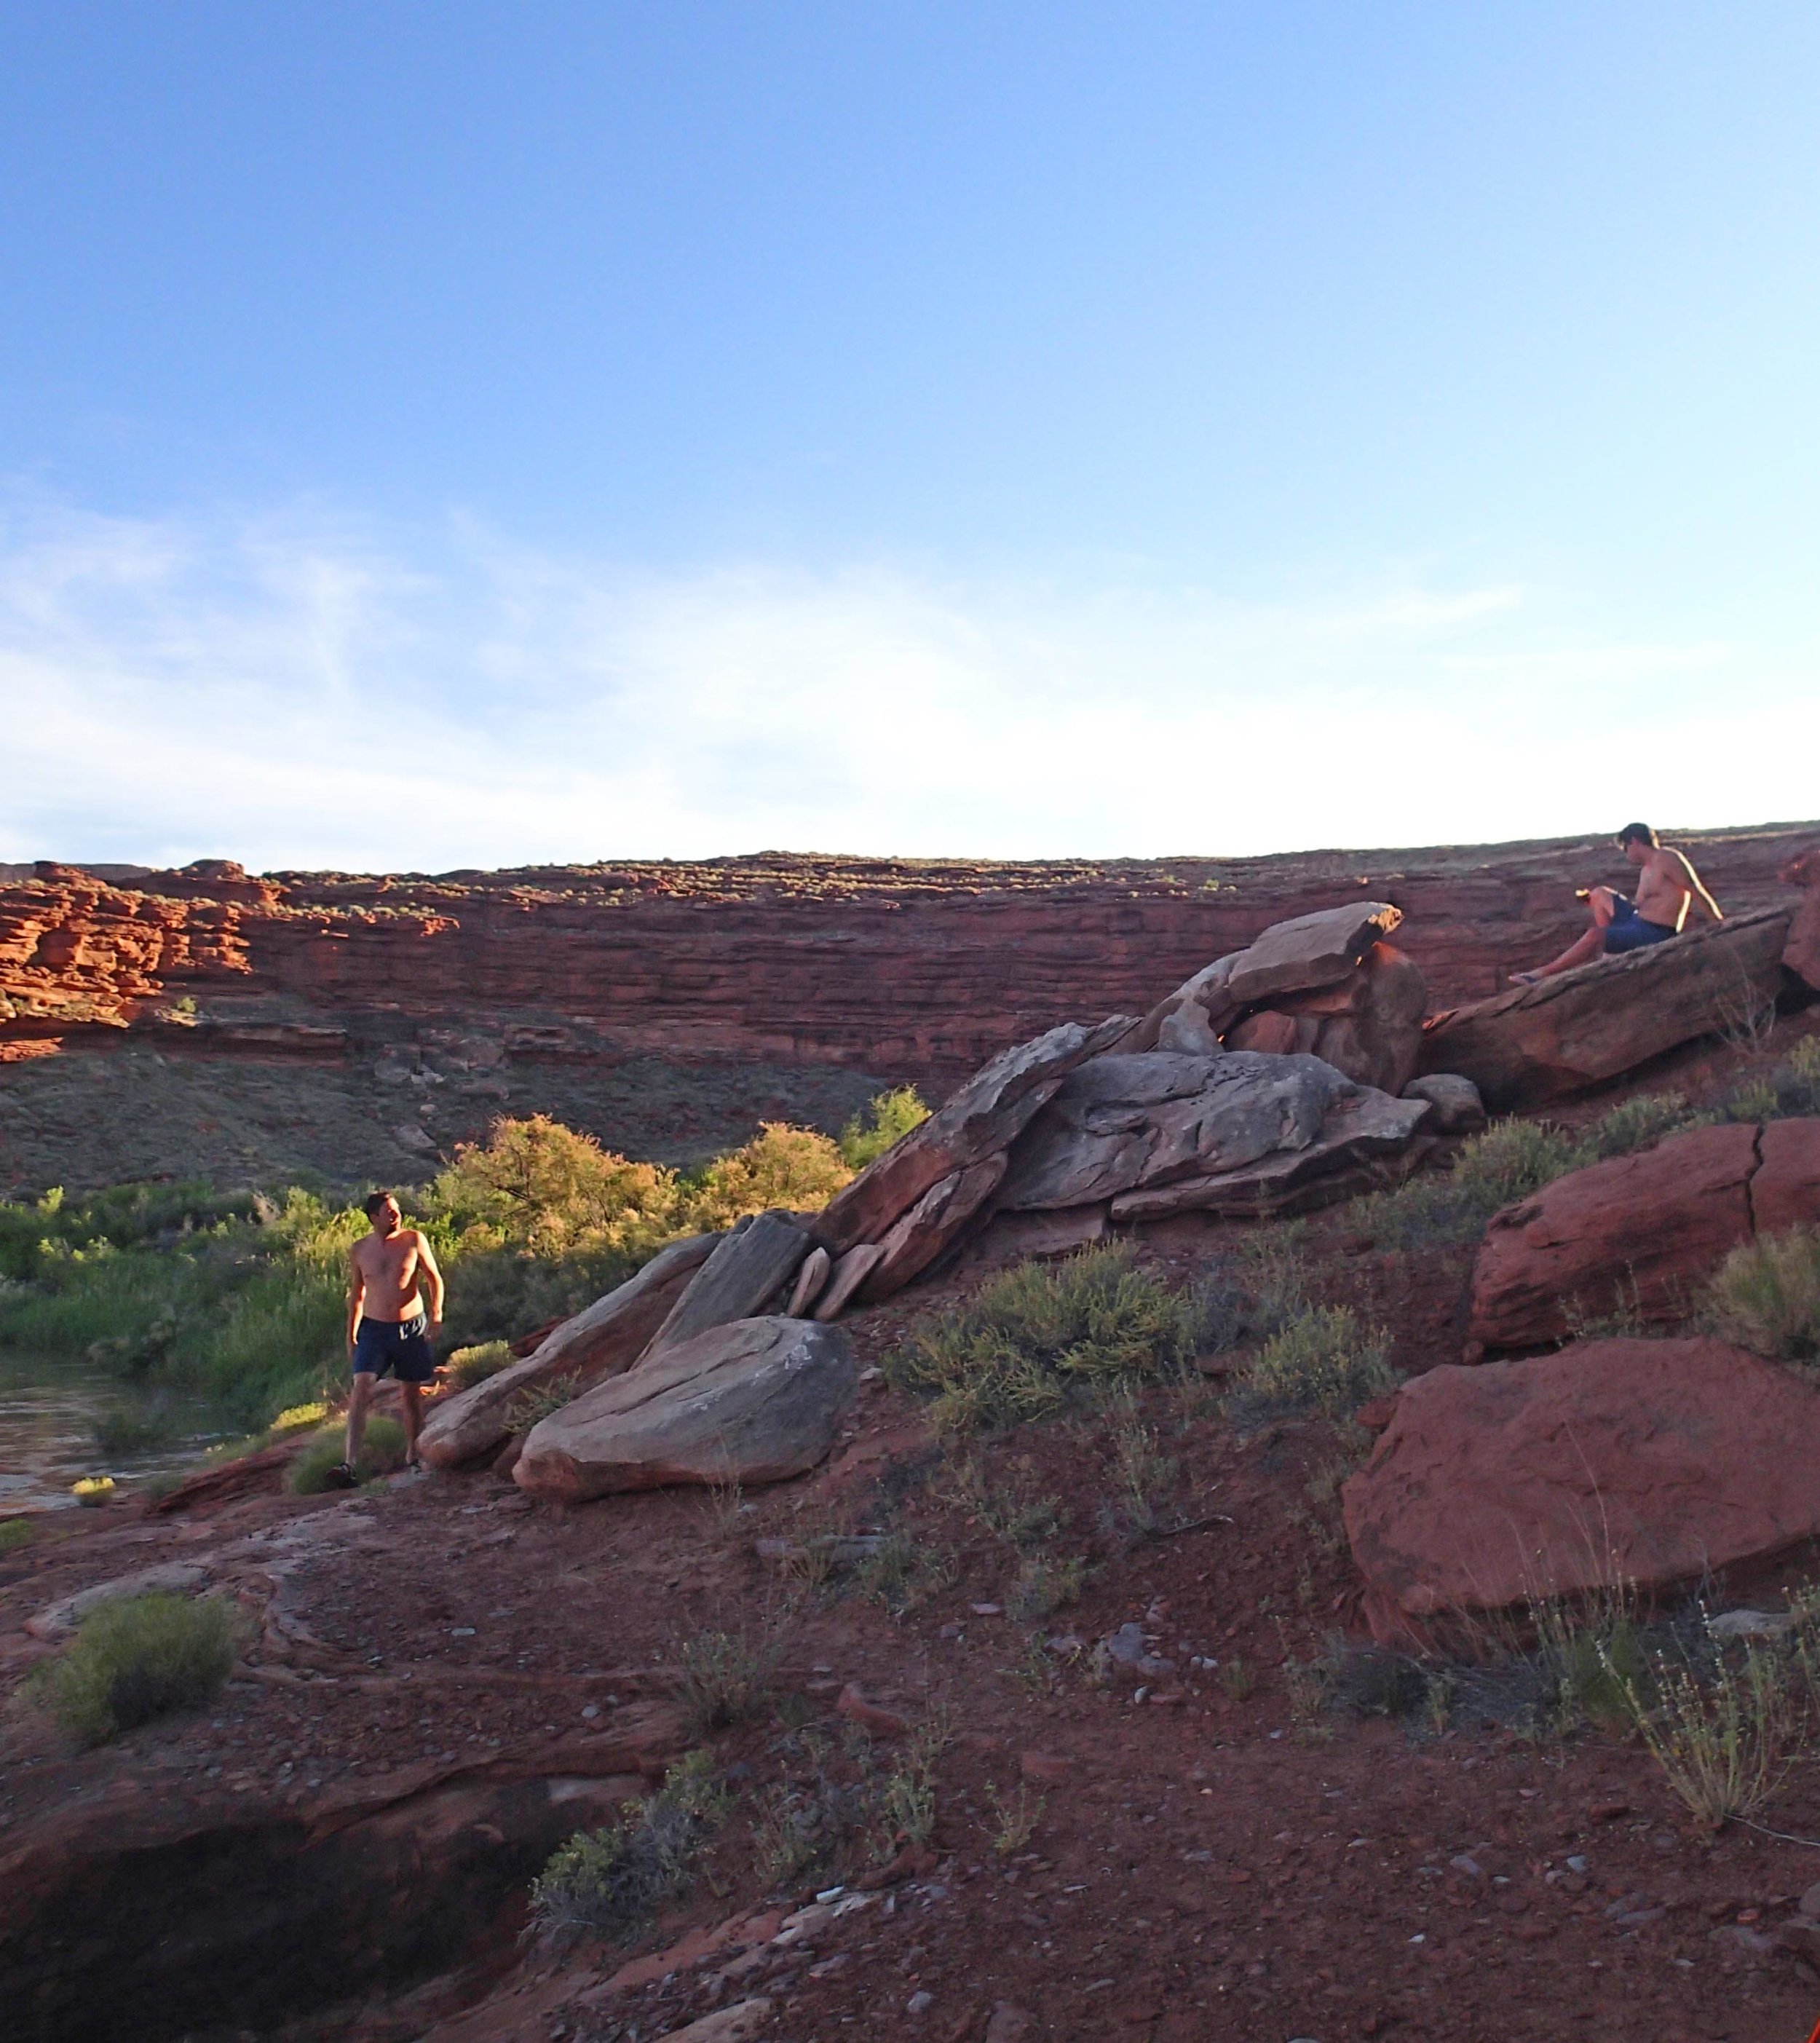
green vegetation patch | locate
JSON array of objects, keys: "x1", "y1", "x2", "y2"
[
  {"x1": 530, "y1": 1749, "x2": 727, "y2": 1946},
  {"x1": 39, "y1": 1592, "x2": 238, "y2": 1746},
  {"x1": 1709, "y1": 1225, "x2": 1820, "y2": 1364},
  {"x1": 886, "y1": 1241, "x2": 1204, "y2": 1433}
]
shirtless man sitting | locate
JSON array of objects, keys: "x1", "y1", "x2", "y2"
[
  {"x1": 1515, "y1": 823, "x2": 1724, "y2": 984},
  {"x1": 333, "y1": 1188, "x2": 446, "y2": 1482}
]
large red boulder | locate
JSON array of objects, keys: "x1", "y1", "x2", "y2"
[
  {"x1": 1418, "y1": 906, "x2": 1794, "y2": 1109},
  {"x1": 1344, "y1": 1337, "x2": 1820, "y2": 1645},
  {"x1": 1468, "y1": 1123, "x2": 1757, "y2": 1349},
  {"x1": 1468, "y1": 1118, "x2": 1820, "y2": 1351}
]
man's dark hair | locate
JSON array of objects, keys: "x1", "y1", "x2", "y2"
[
  {"x1": 1615, "y1": 822, "x2": 1658, "y2": 849},
  {"x1": 363, "y1": 1188, "x2": 396, "y2": 1221}
]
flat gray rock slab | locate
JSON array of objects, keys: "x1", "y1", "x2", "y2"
[
  {"x1": 649, "y1": 1212, "x2": 812, "y2": 1354},
  {"x1": 514, "y1": 1316, "x2": 857, "y2": 1502},
  {"x1": 997, "y1": 1051, "x2": 1352, "y2": 1211},
  {"x1": 810, "y1": 1015, "x2": 1136, "y2": 1254},
  {"x1": 419, "y1": 1233, "x2": 719, "y2": 1469}
]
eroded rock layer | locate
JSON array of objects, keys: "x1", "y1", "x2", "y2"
[{"x1": 5, "y1": 826, "x2": 1814, "y2": 1084}]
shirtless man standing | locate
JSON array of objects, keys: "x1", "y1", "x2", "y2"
[
  {"x1": 1516, "y1": 823, "x2": 1724, "y2": 983},
  {"x1": 336, "y1": 1188, "x2": 445, "y2": 1479}
]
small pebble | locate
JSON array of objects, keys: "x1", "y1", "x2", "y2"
[{"x1": 907, "y1": 1990, "x2": 935, "y2": 2015}]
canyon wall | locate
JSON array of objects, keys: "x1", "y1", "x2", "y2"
[{"x1": 4, "y1": 826, "x2": 1817, "y2": 1086}]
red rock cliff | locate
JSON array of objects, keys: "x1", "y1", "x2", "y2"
[{"x1": 3, "y1": 826, "x2": 1814, "y2": 1083}]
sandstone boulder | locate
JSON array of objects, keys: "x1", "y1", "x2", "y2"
[
  {"x1": 1419, "y1": 906, "x2": 1795, "y2": 1108},
  {"x1": 1109, "y1": 1083, "x2": 1431, "y2": 1220},
  {"x1": 649, "y1": 1211, "x2": 812, "y2": 1354},
  {"x1": 809, "y1": 1015, "x2": 1136, "y2": 1254},
  {"x1": 858, "y1": 1153, "x2": 1008, "y2": 1303},
  {"x1": 786, "y1": 1245, "x2": 832, "y2": 1317},
  {"x1": 419, "y1": 1233, "x2": 719, "y2": 1469},
  {"x1": 514, "y1": 1316, "x2": 856, "y2": 1501},
  {"x1": 998, "y1": 1051, "x2": 1348, "y2": 1210},
  {"x1": 1755, "y1": 1118, "x2": 1820, "y2": 1233},
  {"x1": 1781, "y1": 845, "x2": 1820, "y2": 994},
  {"x1": 812, "y1": 1242, "x2": 883, "y2": 1321},
  {"x1": 1344, "y1": 1337, "x2": 1820, "y2": 1644},
  {"x1": 1401, "y1": 1072, "x2": 1487, "y2": 1134},
  {"x1": 1136, "y1": 901, "x2": 1404, "y2": 1051},
  {"x1": 1468, "y1": 1118, "x2": 1820, "y2": 1351},
  {"x1": 994, "y1": 1049, "x2": 1430, "y2": 1223}
]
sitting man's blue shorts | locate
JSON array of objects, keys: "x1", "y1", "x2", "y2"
[
  {"x1": 351, "y1": 1312, "x2": 437, "y2": 1383},
  {"x1": 1604, "y1": 893, "x2": 1679, "y2": 955}
]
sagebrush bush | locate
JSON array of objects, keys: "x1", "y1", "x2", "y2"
[
  {"x1": 676, "y1": 1624, "x2": 780, "y2": 1735},
  {"x1": 41, "y1": 1592, "x2": 237, "y2": 1744},
  {"x1": 446, "y1": 1340, "x2": 513, "y2": 1389},
  {"x1": 1355, "y1": 1116, "x2": 1589, "y2": 1249},
  {"x1": 887, "y1": 1243, "x2": 1201, "y2": 1433},
  {"x1": 1244, "y1": 1304, "x2": 1396, "y2": 1418},
  {"x1": 530, "y1": 1750, "x2": 727, "y2": 1945},
  {"x1": 1709, "y1": 1227, "x2": 1820, "y2": 1362},
  {"x1": 1583, "y1": 1091, "x2": 1708, "y2": 1160}
]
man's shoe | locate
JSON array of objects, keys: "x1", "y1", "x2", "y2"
[{"x1": 321, "y1": 1462, "x2": 359, "y2": 1490}]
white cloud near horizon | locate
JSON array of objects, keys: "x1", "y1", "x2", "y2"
[{"x1": 1, "y1": 497, "x2": 1814, "y2": 873}]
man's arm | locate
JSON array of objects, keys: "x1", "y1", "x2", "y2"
[
  {"x1": 414, "y1": 1233, "x2": 446, "y2": 1327},
  {"x1": 1671, "y1": 850, "x2": 1724, "y2": 922},
  {"x1": 347, "y1": 1246, "x2": 366, "y2": 1350}
]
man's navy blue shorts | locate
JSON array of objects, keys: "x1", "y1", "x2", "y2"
[
  {"x1": 351, "y1": 1313, "x2": 436, "y2": 1383},
  {"x1": 1605, "y1": 893, "x2": 1679, "y2": 955}
]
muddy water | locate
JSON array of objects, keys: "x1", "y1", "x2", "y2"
[{"x1": 0, "y1": 1351, "x2": 227, "y2": 1511}]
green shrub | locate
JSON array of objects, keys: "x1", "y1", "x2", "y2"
[
  {"x1": 40, "y1": 1592, "x2": 237, "y2": 1744},
  {"x1": 837, "y1": 1087, "x2": 931, "y2": 1170},
  {"x1": 1243, "y1": 1305, "x2": 1396, "y2": 1418},
  {"x1": 288, "y1": 1416, "x2": 405, "y2": 1493},
  {"x1": 529, "y1": 1750, "x2": 727, "y2": 1945},
  {"x1": 678, "y1": 1122, "x2": 852, "y2": 1231},
  {"x1": 446, "y1": 1340, "x2": 513, "y2": 1388},
  {"x1": 676, "y1": 1625, "x2": 780, "y2": 1736},
  {"x1": 1583, "y1": 1091, "x2": 1708, "y2": 1160},
  {"x1": 887, "y1": 1243, "x2": 1201, "y2": 1433},
  {"x1": 1717, "y1": 1035, "x2": 1820, "y2": 1125},
  {"x1": 1709, "y1": 1228, "x2": 1820, "y2": 1362},
  {"x1": 1355, "y1": 1117, "x2": 1587, "y2": 1248},
  {"x1": 505, "y1": 1373, "x2": 581, "y2": 1437},
  {"x1": 0, "y1": 1518, "x2": 33, "y2": 1555}
]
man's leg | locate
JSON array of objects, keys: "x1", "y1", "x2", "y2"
[
  {"x1": 344, "y1": 1369, "x2": 374, "y2": 1468},
  {"x1": 399, "y1": 1380, "x2": 423, "y2": 1467},
  {"x1": 1519, "y1": 889, "x2": 1618, "y2": 981}
]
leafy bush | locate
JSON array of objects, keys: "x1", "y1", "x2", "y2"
[
  {"x1": 838, "y1": 1086, "x2": 931, "y2": 1170},
  {"x1": 1583, "y1": 1091, "x2": 1708, "y2": 1160},
  {"x1": 1709, "y1": 1227, "x2": 1820, "y2": 1363},
  {"x1": 1243, "y1": 1305, "x2": 1396, "y2": 1418},
  {"x1": 530, "y1": 1750, "x2": 727, "y2": 1945},
  {"x1": 679, "y1": 1122, "x2": 852, "y2": 1231},
  {"x1": 288, "y1": 1416, "x2": 405, "y2": 1494},
  {"x1": 39, "y1": 1592, "x2": 237, "y2": 1745},
  {"x1": 887, "y1": 1242, "x2": 1202, "y2": 1433},
  {"x1": 430, "y1": 1114, "x2": 676, "y2": 1260},
  {"x1": 1355, "y1": 1117, "x2": 1588, "y2": 1249},
  {"x1": 1717, "y1": 1035, "x2": 1820, "y2": 1124},
  {"x1": 443, "y1": 1340, "x2": 510, "y2": 1388},
  {"x1": 0, "y1": 1518, "x2": 33, "y2": 1555}
]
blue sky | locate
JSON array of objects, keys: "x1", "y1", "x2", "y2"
[{"x1": 2, "y1": 3, "x2": 1817, "y2": 869}]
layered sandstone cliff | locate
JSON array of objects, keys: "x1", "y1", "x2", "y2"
[{"x1": 3, "y1": 823, "x2": 1815, "y2": 1083}]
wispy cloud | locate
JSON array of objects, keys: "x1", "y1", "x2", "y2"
[{"x1": 0, "y1": 497, "x2": 1810, "y2": 870}]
